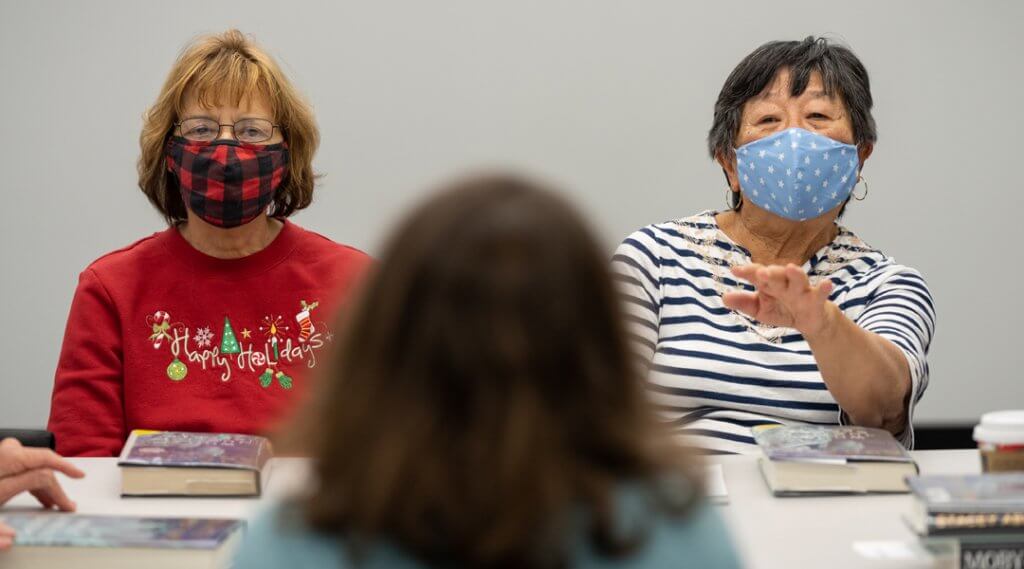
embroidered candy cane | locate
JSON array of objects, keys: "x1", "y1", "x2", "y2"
[{"x1": 151, "y1": 311, "x2": 170, "y2": 349}]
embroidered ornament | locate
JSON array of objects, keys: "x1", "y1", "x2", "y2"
[{"x1": 167, "y1": 358, "x2": 188, "y2": 381}]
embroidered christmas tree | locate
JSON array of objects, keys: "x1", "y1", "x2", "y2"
[{"x1": 220, "y1": 317, "x2": 241, "y2": 354}]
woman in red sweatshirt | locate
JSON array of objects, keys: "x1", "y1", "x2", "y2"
[{"x1": 47, "y1": 30, "x2": 370, "y2": 457}]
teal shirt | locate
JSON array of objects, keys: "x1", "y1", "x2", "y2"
[{"x1": 233, "y1": 487, "x2": 742, "y2": 569}]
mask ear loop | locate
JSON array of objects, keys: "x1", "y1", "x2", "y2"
[
  {"x1": 726, "y1": 188, "x2": 737, "y2": 210},
  {"x1": 853, "y1": 174, "x2": 869, "y2": 201},
  {"x1": 724, "y1": 154, "x2": 742, "y2": 211}
]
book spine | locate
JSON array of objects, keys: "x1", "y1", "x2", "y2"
[
  {"x1": 927, "y1": 512, "x2": 1024, "y2": 535},
  {"x1": 958, "y1": 542, "x2": 1024, "y2": 569}
]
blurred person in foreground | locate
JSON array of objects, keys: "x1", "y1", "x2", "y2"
[{"x1": 234, "y1": 173, "x2": 743, "y2": 568}]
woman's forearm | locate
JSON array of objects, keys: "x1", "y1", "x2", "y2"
[{"x1": 804, "y1": 302, "x2": 912, "y2": 434}]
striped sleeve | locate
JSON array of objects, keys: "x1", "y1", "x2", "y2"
[
  {"x1": 853, "y1": 266, "x2": 936, "y2": 449},
  {"x1": 612, "y1": 227, "x2": 663, "y2": 364}
]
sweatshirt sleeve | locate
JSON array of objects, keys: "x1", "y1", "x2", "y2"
[{"x1": 47, "y1": 268, "x2": 126, "y2": 457}]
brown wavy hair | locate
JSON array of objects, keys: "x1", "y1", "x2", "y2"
[
  {"x1": 293, "y1": 173, "x2": 697, "y2": 568},
  {"x1": 137, "y1": 29, "x2": 319, "y2": 224}
]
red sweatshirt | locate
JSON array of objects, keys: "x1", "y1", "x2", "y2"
[{"x1": 48, "y1": 221, "x2": 370, "y2": 456}]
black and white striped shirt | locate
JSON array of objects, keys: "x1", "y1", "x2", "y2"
[{"x1": 612, "y1": 211, "x2": 934, "y2": 455}]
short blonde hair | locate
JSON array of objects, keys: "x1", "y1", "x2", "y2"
[{"x1": 138, "y1": 29, "x2": 319, "y2": 224}]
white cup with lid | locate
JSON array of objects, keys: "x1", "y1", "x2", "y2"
[{"x1": 973, "y1": 410, "x2": 1024, "y2": 472}]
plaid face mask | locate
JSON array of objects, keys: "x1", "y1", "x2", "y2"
[{"x1": 166, "y1": 136, "x2": 290, "y2": 228}]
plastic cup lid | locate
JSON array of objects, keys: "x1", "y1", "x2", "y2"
[{"x1": 973, "y1": 410, "x2": 1024, "y2": 445}]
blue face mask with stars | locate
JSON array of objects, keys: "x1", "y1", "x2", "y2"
[{"x1": 735, "y1": 128, "x2": 859, "y2": 221}]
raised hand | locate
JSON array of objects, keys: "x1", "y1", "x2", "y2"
[{"x1": 722, "y1": 263, "x2": 836, "y2": 338}]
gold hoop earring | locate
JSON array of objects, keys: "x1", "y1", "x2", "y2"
[{"x1": 853, "y1": 175, "x2": 869, "y2": 201}]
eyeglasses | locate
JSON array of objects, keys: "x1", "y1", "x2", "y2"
[{"x1": 175, "y1": 117, "x2": 281, "y2": 144}]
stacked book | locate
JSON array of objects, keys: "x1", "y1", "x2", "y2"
[{"x1": 906, "y1": 473, "x2": 1024, "y2": 567}]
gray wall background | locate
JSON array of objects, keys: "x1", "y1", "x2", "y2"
[{"x1": 1, "y1": 0, "x2": 1021, "y2": 427}]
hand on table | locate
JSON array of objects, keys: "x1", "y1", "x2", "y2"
[
  {"x1": 0, "y1": 437, "x2": 85, "y2": 551},
  {"x1": 0, "y1": 522, "x2": 12, "y2": 551},
  {"x1": 722, "y1": 263, "x2": 836, "y2": 338}
]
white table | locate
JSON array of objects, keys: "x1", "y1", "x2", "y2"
[
  {"x1": 4, "y1": 458, "x2": 312, "y2": 520},
  {"x1": 714, "y1": 449, "x2": 980, "y2": 569},
  {"x1": 4, "y1": 450, "x2": 982, "y2": 568}
]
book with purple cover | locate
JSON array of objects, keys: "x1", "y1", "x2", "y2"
[
  {"x1": 117, "y1": 430, "x2": 272, "y2": 497},
  {"x1": 752, "y1": 425, "x2": 918, "y2": 495},
  {"x1": 0, "y1": 513, "x2": 241, "y2": 549},
  {"x1": 752, "y1": 424, "x2": 914, "y2": 463},
  {"x1": 120, "y1": 430, "x2": 272, "y2": 469},
  {"x1": 0, "y1": 513, "x2": 243, "y2": 569}
]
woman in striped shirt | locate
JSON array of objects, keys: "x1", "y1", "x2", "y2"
[{"x1": 614, "y1": 37, "x2": 935, "y2": 455}]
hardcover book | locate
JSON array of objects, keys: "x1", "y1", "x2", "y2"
[
  {"x1": 0, "y1": 513, "x2": 242, "y2": 569},
  {"x1": 908, "y1": 512, "x2": 1024, "y2": 536},
  {"x1": 752, "y1": 424, "x2": 917, "y2": 495},
  {"x1": 921, "y1": 537, "x2": 1024, "y2": 569},
  {"x1": 906, "y1": 473, "x2": 1024, "y2": 537},
  {"x1": 908, "y1": 474, "x2": 1024, "y2": 514},
  {"x1": 118, "y1": 429, "x2": 273, "y2": 497}
]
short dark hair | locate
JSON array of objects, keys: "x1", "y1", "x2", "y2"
[
  {"x1": 294, "y1": 173, "x2": 695, "y2": 567},
  {"x1": 709, "y1": 37, "x2": 877, "y2": 210}
]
